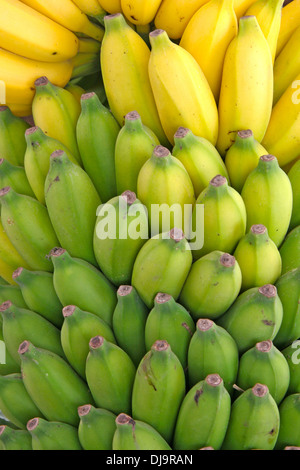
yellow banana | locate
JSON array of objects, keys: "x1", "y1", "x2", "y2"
[
  {"x1": 180, "y1": 0, "x2": 238, "y2": 102},
  {"x1": 216, "y1": 15, "x2": 273, "y2": 156},
  {"x1": 276, "y1": 0, "x2": 300, "y2": 57},
  {"x1": 233, "y1": 0, "x2": 257, "y2": 18},
  {"x1": 65, "y1": 83, "x2": 85, "y2": 104},
  {"x1": 72, "y1": 0, "x2": 106, "y2": 23},
  {"x1": 3, "y1": 103, "x2": 32, "y2": 118},
  {"x1": 78, "y1": 38, "x2": 102, "y2": 53},
  {"x1": 0, "y1": 0, "x2": 79, "y2": 62},
  {"x1": 98, "y1": 0, "x2": 121, "y2": 14},
  {"x1": 121, "y1": 0, "x2": 162, "y2": 25}
]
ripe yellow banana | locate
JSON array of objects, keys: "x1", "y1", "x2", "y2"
[
  {"x1": 98, "y1": 0, "x2": 121, "y2": 14},
  {"x1": 276, "y1": 0, "x2": 300, "y2": 57},
  {"x1": 233, "y1": 0, "x2": 257, "y2": 18},
  {"x1": 72, "y1": 0, "x2": 106, "y2": 23},
  {"x1": 0, "y1": 0, "x2": 79, "y2": 62},
  {"x1": 78, "y1": 38, "x2": 102, "y2": 54},
  {"x1": 121, "y1": 0, "x2": 162, "y2": 25},
  {"x1": 3, "y1": 103, "x2": 32, "y2": 118}
]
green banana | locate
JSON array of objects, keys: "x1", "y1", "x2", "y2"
[
  {"x1": 187, "y1": 318, "x2": 239, "y2": 394},
  {"x1": 112, "y1": 285, "x2": 148, "y2": 367},
  {"x1": 236, "y1": 340, "x2": 290, "y2": 404},
  {"x1": 18, "y1": 340, "x2": 93, "y2": 426},
  {"x1": 282, "y1": 342, "x2": 300, "y2": 395},
  {"x1": 144, "y1": 293, "x2": 195, "y2": 370},
  {"x1": 50, "y1": 247, "x2": 117, "y2": 327},
  {"x1": 0, "y1": 106, "x2": 29, "y2": 167},
  {"x1": 131, "y1": 340, "x2": 186, "y2": 444},
  {"x1": 115, "y1": 110, "x2": 160, "y2": 195},
  {"x1": 45, "y1": 149, "x2": 101, "y2": 266},
  {"x1": 179, "y1": 251, "x2": 242, "y2": 321},
  {"x1": 93, "y1": 191, "x2": 149, "y2": 286},
  {"x1": 279, "y1": 225, "x2": 300, "y2": 275},
  {"x1": 288, "y1": 160, "x2": 300, "y2": 230},
  {"x1": 12, "y1": 267, "x2": 63, "y2": 328},
  {"x1": 0, "y1": 159, "x2": 35, "y2": 197},
  {"x1": 173, "y1": 374, "x2": 231, "y2": 450},
  {"x1": 27, "y1": 417, "x2": 82, "y2": 450},
  {"x1": 241, "y1": 154, "x2": 293, "y2": 246},
  {"x1": 221, "y1": 383, "x2": 280, "y2": 450},
  {"x1": 0, "y1": 284, "x2": 27, "y2": 309},
  {"x1": 0, "y1": 424, "x2": 32, "y2": 450},
  {"x1": 275, "y1": 393, "x2": 300, "y2": 449},
  {"x1": 233, "y1": 224, "x2": 282, "y2": 291},
  {"x1": 113, "y1": 413, "x2": 172, "y2": 450},
  {"x1": 217, "y1": 284, "x2": 283, "y2": 354},
  {"x1": 0, "y1": 186, "x2": 59, "y2": 272},
  {"x1": 224, "y1": 129, "x2": 267, "y2": 193},
  {"x1": 76, "y1": 91, "x2": 120, "y2": 203},
  {"x1": 61, "y1": 304, "x2": 116, "y2": 379},
  {"x1": 78, "y1": 404, "x2": 116, "y2": 450},
  {"x1": 172, "y1": 127, "x2": 229, "y2": 198},
  {"x1": 131, "y1": 228, "x2": 193, "y2": 308},
  {"x1": 85, "y1": 336, "x2": 136, "y2": 415},
  {"x1": 0, "y1": 326, "x2": 20, "y2": 376}
]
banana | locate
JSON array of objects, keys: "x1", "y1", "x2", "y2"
[
  {"x1": 279, "y1": 225, "x2": 300, "y2": 275},
  {"x1": 76, "y1": 91, "x2": 120, "y2": 203},
  {"x1": 0, "y1": 326, "x2": 20, "y2": 376},
  {"x1": 233, "y1": 0, "x2": 257, "y2": 18},
  {"x1": 0, "y1": 284, "x2": 27, "y2": 308},
  {"x1": 131, "y1": 228, "x2": 193, "y2": 308},
  {"x1": 0, "y1": 373, "x2": 43, "y2": 429},
  {"x1": 216, "y1": 15, "x2": 273, "y2": 157},
  {"x1": 45, "y1": 149, "x2": 101, "y2": 266},
  {"x1": 0, "y1": 159, "x2": 35, "y2": 198},
  {"x1": 191, "y1": 175, "x2": 247, "y2": 260},
  {"x1": 85, "y1": 336, "x2": 136, "y2": 415},
  {"x1": 241, "y1": 155, "x2": 293, "y2": 247},
  {"x1": 172, "y1": 127, "x2": 229, "y2": 198},
  {"x1": 115, "y1": 110, "x2": 160, "y2": 195},
  {"x1": 61, "y1": 304, "x2": 116, "y2": 379},
  {"x1": 233, "y1": 224, "x2": 282, "y2": 291},
  {"x1": 32, "y1": 77, "x2": 82, "y2": 164},
  {"x1": 4, "y1": 103, "x2": 32, "y2": 118},
  {"x1": 282, "y1": 343, "x2": 300, "y2": 395},
  {"x1": 112, "y1": 285, "x2": 148, "y2": 367},
  {"x1": 173, "y1": 374, "x2": 231, "y2": 450},
  {"x1": 121, "y1": 0, "x2": 162, "y2": 25},
  {"x1": 50, "y1": 247, "x2": 117, "y2": 327},
  {"x1": 98, "y1": 0, "x2": 121, "y2": 14},
  {"x1": 100, "y1": 13, "x2": 169, "y2": 146},
  {"x1": 180, "y1": 251, "x2": 242, "y2": 321},
  {"x1": 275, "y1": 393, "x2": 300, "y2": 449},
  {"x1": 224, "y1": 129, "x2": 267, "y2": 193},
  {"x1": 27, "y1": 416, "x2": 82, "y2": 450},
  {"x1": 221, "y1": 383, "x2": 280, "y2": 450},
  {"x1": 0, "y1": 424, "x2": 32, "y2": 450},
  {"x1": 288, "y1": 160, "x2": 300, "y2": 230},
  {"x1": 0, "y1": 0, "x2": 79, "y2": 62},
  {"x1": 71, "y1": 0, "x2": 106, "y2": 24},
  {"x1": 236, "y1": 340, "x2": 290, "y2": 404},
  {"x1": 144, "y1": 293, "x2": 195, "y2": 370},
  {"x1": 137, "y1": 145, "x2": 195, "y2": 237},
  {"x1": 65, "y1": 83, "x2": 86, "y2": 105},
  {"x1": 18, "y1": 340, "x2": 93, "y2": 426},
  {"x1": 180, "y1": 0, "x2": 237, "y2": 102},
  {"x1": 276, "y1": 0, "x2": 300, "y2": 57},
  {"x1": 78, "y1": 38, "x2": 102, "y2": 54},
  {"x1": 148, "y1": 28, "x2": 218, "y2": 147},
  {"x1": 217, "y1": 284, "x2": 283, "y2": 354},
  {"x1": 131, "y1": 340, "x2": 186, "y2": 443},
  {"x1": 70, "y1": 52, "x2": 101, "y2": 79},
  {"x1": 0, "y1": 105, "x2": 29, "y2": 166},
  {"x1": 78, "y1": 404, "x2": 116, "y2": 450},
  {"x1": 113, "y1": 413, "x2": 172, "y2": 450},
  {"x1": 0, "y1": 187, "x2": 59, "y2": 272}
]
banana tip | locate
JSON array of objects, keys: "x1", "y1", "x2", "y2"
[
  {"x1": 155, "y1": 292, "x2": 172, "y2": 304},
  {"x1": 89, "y1": 335, "x2": 104, "y2": 349},
  {"x1": 117, "y1": 285, "x2": 133, "y2": 296},
  {"x1": 12, "y1": 267, "x2": 23, "y2": 280},
  {"x1": 258, "y1": 284, "x2": 277, "y2": 298},
  {"x1": 237, "y1": 129, "x2": 253, "y2": 139},
  {"x1": 121, "y1": 190, "x2": 136, "y2": 205},
  {"x1": 210, "y1": 175, "x2": 227, "y2": 187},
  {"x1": 256, "y1": 340, "x2": 272, "y2": 353},
  {"x1": 125, "y1": 111, "x2": 140, "y2": 121},
  {"x1": 197, "y1": 318, "x2": 214, "y2": 331},
  {"x1": 0, "y1": 300, "x2": 12, "y2": 312},
  {"x1": 78, "y1": 404, "x2": 92, "y2": 417},
  {"x1": 62, "y1": 305, "x2": 77, "y2": 317},
  {"x1": 251, "y1": 224, "x2": 267, "y2": 235},
  {"x1": 18, "y1": 340, "x2": 30, "y2": 355},
  {"x1": 27, "y1": 418, "x2": 39, "y2": 431},
  {"x1": 34, "y1": 76, "x2": 49, "y2": 87},
  {"x1": 152, "y1": 340, "x2": 169, "y2": 351},
  {"x1": 153, "y1": 145, "x2": 170, "y2": 158},
  {"x1": 220, "y1": 253, "x2": 235, "y2": 267},
  {"x1": 169, "y1": 227, "x2": 185, "y2": 242},
  {"x1": 0, "y1": 186, "x2": 11, "y2": 197},
  {"x1": 206, "y1": 374, "x2": 223, "y2": 387},
  {"x1": 252, "y1": 383, "x2": 269, "y2": 397},
  {"x1": 116, "y1": 413, "x2": 135, "y2": 426},
  {"x1": 49, "y1": 247, "x2": 66, "y2": 258}
]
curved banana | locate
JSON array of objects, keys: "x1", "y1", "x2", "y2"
[
  {"x1": 27, "y1": 417, "x2": 82, "y2": 450},
  {"x1": 78, "y1": 404, "x2": 116, "y2": 450},
  {"x1": 275, "y1": 393, "x2": 300, "y2": 449},
  {"x1": 288, "y1": 160, "x2": 300, "y2": 230},
  {"x1": 0, "y1": 105, "x2": 29, "y2": 166},
  {"x1": 276, "y1": 0, "x2": 300, "y2": 57},
  {"x1": 279, "y1": 226, "x2": 300, "y2": 275},
  {"x1": 0, "y1": 425, "x2": 32, "y2": 450},
  {"x1": 0, "y1": 159, "x2": 35, "y2": 198},
  {"x1": 121, "y1": 0, "x2": 162, "y2": 25},
  {"x1": 71, "y1": 0, "x2": 106, "y2": 24}
]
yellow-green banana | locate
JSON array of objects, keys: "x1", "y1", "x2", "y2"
[
  {"x1": 276, "y1": 0, "x2": 300, "y2": 57},
  {"x1": 0, "y1": 424, "x2": 32, "y2": 450},
  {"x1": 78, "y1": 404, "x2": 116, "y2": 451},
  {"x1": 0, "y1": 159, "x2": 35, "y2": 198},
  {"x1": 0, "y1": 105, "x2": 29, "y2": 167},
  {"x1": 27, "y1": 416, "x2": 82, "y2": 450},
  {"x1": 275, "y1": 393, "x2": 300, "y2": 449},
  {"x1": 279, "y1": 226, "x2": 300, "y2": 275},
  {"x1": 288, "y1": 160, "x2": 300, "y2": 230}
]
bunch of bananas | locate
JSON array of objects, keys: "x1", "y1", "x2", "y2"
[{"x1": 0, "y1": 0, "x2": 300, "y2": 452}]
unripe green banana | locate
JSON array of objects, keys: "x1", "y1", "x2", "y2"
[
  {"x1": 236, "y1": 340, "x2": 290, "y2": 404},
  {"x1": 0, "y1": 159, "x2": 35, "y2": 198},
  {"x1": 93, "y1": 191, "x2": 149, "y2": 286},
  {"x1": 137, "y1": 145, "x2": 195, "y2": 237},
  {"x1": 173, "y1": 374, "x2": 231, "y2": 450},
  {"x1": 0, "y1": 425, "x2": 32, "y2": 450},
  {"x1": 241, "y1": 154, "x2": 293, "y2": 246},
  {"x1": 0, "y1": 301, "x2": 65, "y2": 365},
  {"x1": 275, "y1": 393, "x2": 300, "y2": 449},
  {"x1": 78, "y1": 404, "x2": 116, "y2": 450},
  {"x1": 131, "y1": 228, "x2": 193, "y2": 308},
  {"x1": 18, "y1": 340, "x2": 93, "y2": 426},
  {"x1": 12, "y1": 267, "x2": 63, "y2": 328},
  {"x1": 0, "y1": 186, "x2": 59, "y2": 272},
  {"x1": 172, "y1": 127, "x2": 229, "y2": 198},
  {"x1": 233, "y1": 224, "x2": 282, "y2": 291},
  {"x1": 113, "y1": 413, "x2": 172, "y2": 450},
  {"x1": 187, "y1": 319, "x2": 239, "y2": 394},
  {"x1": 221, "y1": 383, "x2": 280, "y2": 450},
  {"x1": 288, "y1": 160, "x2": 300, "y2": 230},
  {"x1": 179, "y1": 251, "x2": 242, "y2": 321},
  {"x1": 27, "y1": 417, "x2": 82, "y2": 450},
  {"x1": 279, "y1": 225, "x2": 300, "y2": 275},
  {"x1": 115, "y1": 111, "x2": 160, "y2": 195},
  {"x1": 76, "y1": 91, "x2": 120, "y2": 203},
  {"x1": 0, "y1": 373, "x2": 43, "y2": 429},
  {"x1": 112, "y1": 285, "x2": 148, "y2": 367},
  {"x1": 282, "y1": 342, "x2": 300, "y2": 394},
  {"x1": 0, "y1": 284, "x2": 27, "y2": 309},
  {"x1": 45, "y1": 149, "x2": 101, "y2": 266},
  {"x1": 32, "y1": 77, "x2": 82, "y2": 164},
  {"x1": 144, "y1": 293, "x2": 195, "y2": 370},
  {"x1": 191, "y1": 175, "x2": 247, "y2": 260},
  {"x1": 85, "y1": 336, "x2": 136, "y2": 415},
  {"x1": 217, "y1": 284, "x2": 283, "y2": 354},
  {"x1": 61, "y1": 304, "x2": 116, "y2": 379},
  {"x1": 273, "y1": 268, "x2": 300, "y2": 349},
  {"x1": 0, "y1": 105, "x2": 29, "y2": 167},
  {"x1": 131, "y1": 340, "x2": 186, "y2": 444},
  {"x1": 24, "y1": 126, "x2": 79, "y2": 204},
  {"x1": 50, "y1": 247, "x2": 117, "y2": 327}
]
